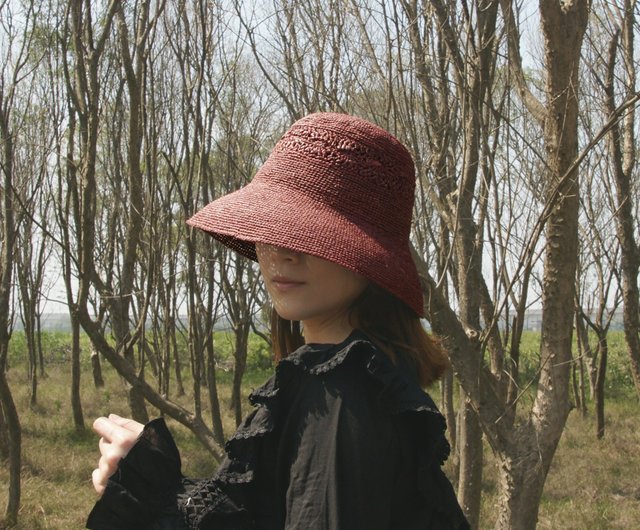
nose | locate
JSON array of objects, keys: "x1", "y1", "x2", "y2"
[{"x1": 273, "y1": 246, "x2": 300, "y2": 261}]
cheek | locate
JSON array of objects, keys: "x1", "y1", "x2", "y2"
[
  {"x1": 259, "y1": 260, "x2": 275, "y2": 278},
  {"x1": 327, "y1": 272, "x2": 368, "y2": 303},
  {"x1": 342, "y1": 270, "x2": 368, "y2": 294},
  {"x1": 257, "y1": 254, "x2": 286, "y2": 284},
  {"x1": 257, "y1": 254, "x2": 274, "y2": 275}
]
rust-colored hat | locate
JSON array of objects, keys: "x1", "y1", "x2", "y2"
[{"x1": 187, "y1": 112, "x2": 423, "y2": 316}]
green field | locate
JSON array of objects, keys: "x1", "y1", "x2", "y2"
[{"x1": 1, "y1": 331, "x2": 638, "y2": 529}]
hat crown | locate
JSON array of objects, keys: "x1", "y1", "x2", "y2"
[{"x1": 257, "y1": 113, "x2": 415, "y2": 236}]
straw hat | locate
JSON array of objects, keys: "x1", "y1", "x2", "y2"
[{"x1": 187, "y1": 112, "x2": 423, "y2": 316}]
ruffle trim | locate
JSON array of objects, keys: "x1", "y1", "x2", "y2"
[{"x1": 218, "y1": 331, "x2": 450, "y2": 484}]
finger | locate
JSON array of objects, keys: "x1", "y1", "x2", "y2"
[
  {"x1": 98, "y1": 435, "x2": 128, "y2": 460},
  {"x1": 93, "y1": 416, "x2": 109, "y2": 434},
  {"x1": 93, "y1": 455, "x2": 115, "y2": 495},
  {"x1": 93, "y1": 416, "x2": 116, "y2": 441},
  {"x1": 93, "y1": 417, "x2": 140, "y2": 447},
  {"x1": 108, "y1": 414, "x2": 144, "y2": 436},
  {"x1": 91, "y1": 416, "x2": 143, "y2": 498},
  {"x1": 92, "y1": 437, "x2": 127, "y2": 496},
  {"x1": 98, "y1": 450, "x2": 120, "y2": 475},
  {"x1": 92, "y1": 467, "x2": 106, "y2": 496}
]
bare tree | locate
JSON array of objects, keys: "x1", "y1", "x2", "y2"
[
  {"x1": 406, "y1": 3, "x2": 501, "y2": 524},
  {"x1": 210, "y1": 74, "x2": 272, "y2": 426},
  {"x1": 235, "y1": 0, "x2": 367, "y2": 120},
  {"x1": 13, "y1": 29, "x2": 57, "y2": 402},
  {"x1": 439, "y1": 2, "x2": 591, "y2": 527},
  {"x1": 0, "y1": 0, "x2": 43, "y2": 523},
  {"x1": 15, "y1": 187, "x2": 50, "y2": 408},
  {"x1": 58, "y1": 0, "x2": 228, "y2": 456},
  {"x1": 576, "y1": 160, "x2": 622, "y2": 437},
  {"x1": 0, "y1": 56, "x2": 21, "y2": 530},
  {"x1": 601, "y1": 2, "x2": 640, "y2": 398},
  {"x1": 59, "y1": 0, "x2": 121, "y2": 432},
  {"x1": 159, "y1": 0, "x2": 234, "y2": 444}
]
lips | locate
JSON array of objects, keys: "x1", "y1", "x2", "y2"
[{"x1": 270, "y1": 276, "x2": 305, "y2": 291}]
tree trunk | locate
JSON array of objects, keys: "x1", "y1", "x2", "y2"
[
  {"x1": 128, "y1": 377, "x2": 150, "y2": 425},
  {"x1": 604, "y1": 6, "x2": 640, "y2": 399},
  {"x1": 573, "y1": 313, "x2": 587, "y2": 416},
  {"x1": 457, "y1": 394, "x2": 483, "y2": 530},
  {"x1": 0, "y1": 369, "x2": 21, "y2": 527},
  {"x1": 158, "y1": 310, "x2": 172, "y2": 397},
  {"x1": 494, "y1": 433, "x2": 548, "y2": 530},
  {"x1": 91, "y1": 349, "x2": 105, "y2": 388},
  {"x1": 577, "y1": 352, "x2": 587, "y2": 418},
  {"x1": 71, "y1": 314, "x2": 85, "y2": 430},
  {"x1": 0, "y1": 64, "x2": 19, "y2": 528},
  {"x1": 111, "y1": 313, "x2": 149, "y2": 425},
  {"x1": 506, "y1": 308, "x2": 527, "y2": 428},
  {"x1": 187, "y1": 238, "x2": 203, "y2": 419},
  {"x1": 231, "y1": 322, "x2": 249, "y2": 427},
  {"x1": 37, "y1": 314, "x2": 45, "y2": 378},
  {"x1": 142, "y1": 340, "x2": 160, "y2": 379},
  {"x1": 112, "y1": 307, "x2": 148, "y2": 424},
  {"x1": 594, "y1": 333, "x2": 608, "y2": 439},
  {"x1": 571, "y1": 354, "x2": 584, "y2": 416},
  {"x1": 172, "y1": 330, "x2": 185, "y2": 397},
  {"x1": 441, "y1": 368, "x2": 456, "y2": 453},
  {"x1": 576, "y1": 314, "x2": 597, "y2": 399},
  {"x1": 0, "y1": 403, "x2": 8, "y2": 461},
  {"x1": 29, "y1": 321, "x2": 37, "y2": 408},
  {"x1": 491, "y1": 4, "x2": 589, "y2": 528},
  {"x1": 207, "y1": 340, "x2": 225, "y2": 445}
]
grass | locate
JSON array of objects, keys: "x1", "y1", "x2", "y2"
[{"x1": 1, "y1": 331, "x2": 639, "y2": 529}]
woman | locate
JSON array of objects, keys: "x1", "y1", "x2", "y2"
[{"x1": 87, "y1": 112, "x2": 469, "y2": 529}]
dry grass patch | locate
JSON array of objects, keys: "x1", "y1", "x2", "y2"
[{"x1": 478, "y1": 393, "x2": 640, "y2": 529}]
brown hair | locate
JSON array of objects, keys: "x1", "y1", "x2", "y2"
[{"x1": 270, "y1": 284, "x2": 449, "y2": 387}]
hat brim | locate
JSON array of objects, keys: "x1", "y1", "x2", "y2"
[{"x1": 186, "y1": 179, "x2": 423, "y2": 315}]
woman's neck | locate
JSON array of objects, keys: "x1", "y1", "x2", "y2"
[{"x1": 302, "y1": 314, "x2": 355, "y2": 345}]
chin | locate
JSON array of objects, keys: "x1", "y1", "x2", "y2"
[
  {"x1": 275, "y1": 311, "x2": 304, "y2": 322},
  {"x1": 271, "y1": 305, "x2": 300, "y2": 322}
]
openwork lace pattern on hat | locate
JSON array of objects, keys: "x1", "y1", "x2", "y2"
[{"x1": 274, "y1": 124, "x2": 414, "y2": 201}]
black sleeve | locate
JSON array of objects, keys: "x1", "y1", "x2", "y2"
[
  {"x1": 282, "y1": 354, "x2": 469, "y2": 530},
  {"x1": 86, "y1": 418, "x2": 253, "y2": 530},
  {"x1": 86, "y1": 418, "x2": 185, "y2": 529}
]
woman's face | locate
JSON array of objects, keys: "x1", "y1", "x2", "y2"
[{"x1": 255, "y1": 244, "x2": 368, "y2": 344}]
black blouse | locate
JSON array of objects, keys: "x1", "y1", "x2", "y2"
[{"x1": 87, "y1": 331, "x2": 469, "y2": 530}]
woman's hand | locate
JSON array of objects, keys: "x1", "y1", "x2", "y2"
[{"x1": 91, "y1": 413, "x2": 144, "y2": 495}]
